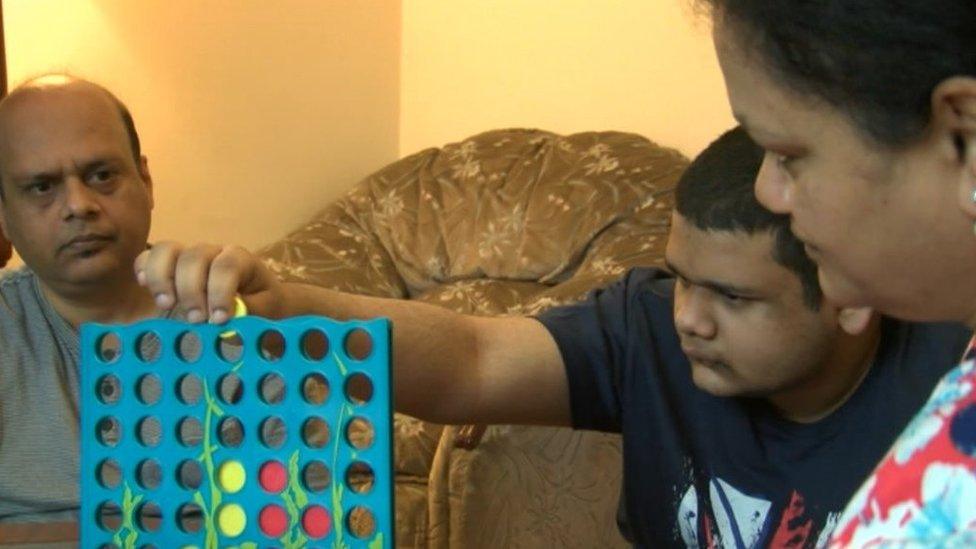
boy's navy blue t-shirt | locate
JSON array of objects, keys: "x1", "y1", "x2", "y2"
[{"x1": 536, "y1": 268, "x2": 971, "y2": 548}]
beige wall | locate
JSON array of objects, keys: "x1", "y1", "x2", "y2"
[
  {"x1": 3, "y1": 1, "x2": 732, "y2": 269},
  {"x1": 400, "y1": 0, "x2": 733, "y2": 159},
  {"x1": 3, "y1": 0, "x2": 400, "y2": 268}
]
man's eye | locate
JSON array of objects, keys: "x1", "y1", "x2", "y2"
[
  {"x1": 27, "y1": 182, "x2": 53, "y2": 195},
  {"x1": 89, "y1": 169, "x2": 115, "y2": 184}
]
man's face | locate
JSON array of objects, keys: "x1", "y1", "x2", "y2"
[
  {"x1": 665, "y1": 212, "x2": 840, "y2": 398},
  {"x1": 0, "y1": 84, "x2": 153, "y2": 290},
  {"x1": 713, "y1": 21, "x2": 976, "y2": 323}
]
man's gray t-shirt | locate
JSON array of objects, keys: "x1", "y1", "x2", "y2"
[
  {"x1": 0, "y1": 268, "x2": 254, "y2": 523},
  {"x1": 0, "y1": 268, "x2": 82, "y2": 522}
]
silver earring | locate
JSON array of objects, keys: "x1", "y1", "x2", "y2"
[{"x1": 971, "y1": 188, "x2": 976, "y2": 204}]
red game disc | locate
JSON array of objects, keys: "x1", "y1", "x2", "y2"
[
  {"x1": 259, "y1": 504, "x2": 288, "y2": 538},
  {"x1": 259, "y1": 460, "x2": 287, "y2": 493},
  {"x1": 302, "y1": 505, "x2": 332, "y2": 539}
]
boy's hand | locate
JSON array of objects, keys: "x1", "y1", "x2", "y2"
[{"x1": 134, "y1": 241, "x2": 285, "y2": 323}]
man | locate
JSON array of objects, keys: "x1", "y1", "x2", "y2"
[
  {"x1": 137, "y1": 128, "x2": 969, "y2": 546},
  {"x1": 0, "y1": 75, "x2": 277, "y2": 522}
]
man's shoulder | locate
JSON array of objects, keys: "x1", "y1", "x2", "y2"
[
  {"x1": 0, "y1": 267, "x2": 42, "y2": 321},
  {"x1": 0, "y1": 266, "x2": 36, "y2": 289}
]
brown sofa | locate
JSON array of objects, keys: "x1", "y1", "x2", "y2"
[{"x1": 258, "y1": 128, "x2": 687, "y2": 547}]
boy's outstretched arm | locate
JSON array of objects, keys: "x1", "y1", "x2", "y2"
[{"x1": 135, "y1": 241, "x2": 572, "y2": 427}]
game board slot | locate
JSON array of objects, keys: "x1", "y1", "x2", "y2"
[
  {"x1": 346, "y1": 417, "x2": 375, "y2": 450},
  {"x1": 136, "y1": 416, "x2": 162, "y2": 448},
  {"x1": 217, "y1": 330, "x2": 244, "y2": 363},
  {"x1": 97, "y1": 332, "x2": 122, "y2": 364},
  {"x1": 216, "y1": 502, "x2": 246, "y2": 537},
  {"x1": 300, "y1": 328, "x2": 330, "y2": 361},
  {"x1": 259, "y1": 372, "x2": 286, "y2": 404},
  {"x1": 97, "y1": 458, "x2": 122, "y2": 490},
  {"x1": 136, "y1": 373, "x2": 162, "y2": 405},
  {"x1": 176, "y1": 502, "x2": 204, "y2": 533},
  {"x1": 344, "y1": 328, "x2": 373, "y2": 361},
  {"x1": 217, "y1": 460, "x2": 246, "y2": 493},
  {"x1": 302, "y1": 416, "x2": 331, "y2": 449},
  {"x1": 176, "y1": 373, "x2": 203, "y2": 405},
  {"x1": 259, "y1": 416, "x2": 287, "y2": 449},
  {"x1": 136, "y1": 501, "x2": 162, "y2": 533},
  {"x1": 136, "y1": 458, "x2": 162, "y2": 490},
  {"x1": 302, "y1": 504, "x2": 333, "y2": 539},
  {"x1": 258, "y1": 329, "x2": 286, "y2": 361},
  {"x1": 176, "y1": 459, "x2": 203, "y2": 490},
  {"x1": 218, "y1": 416, "x2": 245, "y2": 447},
  {"x1": 258, "y1": 503, "x2": 288, "y2": 538},
  {"x1": 97, "y1": 374, "x2": 122, "y2": 405},
  {"x1": 218, "y1": 373, "x2": 244, "y2": 405},
  {"x1": 345, "y1": 372, "x2": 374, "y2": 405},
  {"x1": 135, "y1": 331, "x2": 162, "y2": 363},
  {"x1": 176, "y1": 416, "x2": 203, "y2": 447},
  {"x1": 345, "y1": 461, "x2": 375, "y2": 494},
  {"x1": 258, "y1": 459, "x2": 287, "y2": 493},
  {"x1": 96, "y1": 500, "x2": 122, "y2": 532},
  {"x1": 175, "y1": 331, "x2": 202, "y2": 363},
  {"x1": 302, "y1": 460, "x2": 332, "y2": 493},
  {"x1": 96, "y1": 416, "x2": 122, "y2": 447},
  {"x1": 302, "y1": 372, "x2": 330, "y2": 405},
  {"x1": 347, "y1": 505, "x2": 376, "y2": 540}
]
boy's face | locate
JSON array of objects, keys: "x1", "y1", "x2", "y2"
[{"x1": 665, "y1": 212, "x2": 841, "y2": 398}]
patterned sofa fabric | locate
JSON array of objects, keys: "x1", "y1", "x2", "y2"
[{"x1": 259, "y1": 128, "x2": 687, "y2": 548}]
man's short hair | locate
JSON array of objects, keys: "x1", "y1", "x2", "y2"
[{"x1": 675, "y1": 126, "x2": 823, "y2": 309}]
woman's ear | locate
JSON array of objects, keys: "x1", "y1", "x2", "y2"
[
  {"x1": 838, "y1": 306, "x2": 874, "y2": 336},
  {"x1": 932, "y1": 77, "x2": 976, "y2": 219}
]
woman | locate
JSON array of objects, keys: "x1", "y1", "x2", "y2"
[{"x1": 700, "y1": 1, "x2": 976, "y2": 546}]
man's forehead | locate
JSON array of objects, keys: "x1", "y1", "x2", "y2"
[{"x1": 0, "y1": 85, "x2": 129, "y2": 172}]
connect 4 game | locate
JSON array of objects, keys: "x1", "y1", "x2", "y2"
[{"x1": 79, "y1": 314, "x2": 393, "y2": 549}]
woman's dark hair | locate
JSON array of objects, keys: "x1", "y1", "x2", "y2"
[{"x1": 701, "y1": 1, "x2": 976, "y2": 147}]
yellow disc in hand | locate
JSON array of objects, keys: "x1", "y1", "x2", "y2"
[
  {"x1": 217, "y1": 460, "x2": 246, "y2": 493},
  {"x1": 220, "y1": 296, "x2": 249, "y2": 340},
  {"x1": 218, "y1": 503, "x2": 247, "y2": 537}
]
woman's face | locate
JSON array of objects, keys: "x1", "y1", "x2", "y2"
[{"x1": 712, "y1": 20, "x2": 976, "y2": 324}]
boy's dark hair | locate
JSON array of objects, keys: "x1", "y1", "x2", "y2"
[
  {"x1": 700, "y1": 0, "x2": 976, "y2": 147},
  {"x1": 675, "y1": 126, "x2": 823, "y2": 308}
]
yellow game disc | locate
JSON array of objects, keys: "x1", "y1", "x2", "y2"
[
  {"x1": 217, "y1": 460, "x2": 246, "y2": 493},
  {"x1": 220, "y1": 296, "x2": 248, "y2": 339},
  {"x1": 218, "y1": 503, "x2": 247, "y2": 537}
]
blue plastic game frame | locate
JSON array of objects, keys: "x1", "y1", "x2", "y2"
[{"x1": 80, "y1": 315, "x2": 393, "y2": 549}]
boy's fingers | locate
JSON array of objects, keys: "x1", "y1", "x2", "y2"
[
  {"x1": 138, "y1": 241, "x2": 182, "y2": 310},
  {"x1": 173, "y1": 244, "x2": 222, "y2": 323},
  {"x1": 206, "y1": 247, "x2": 247, "y2": 323}
]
